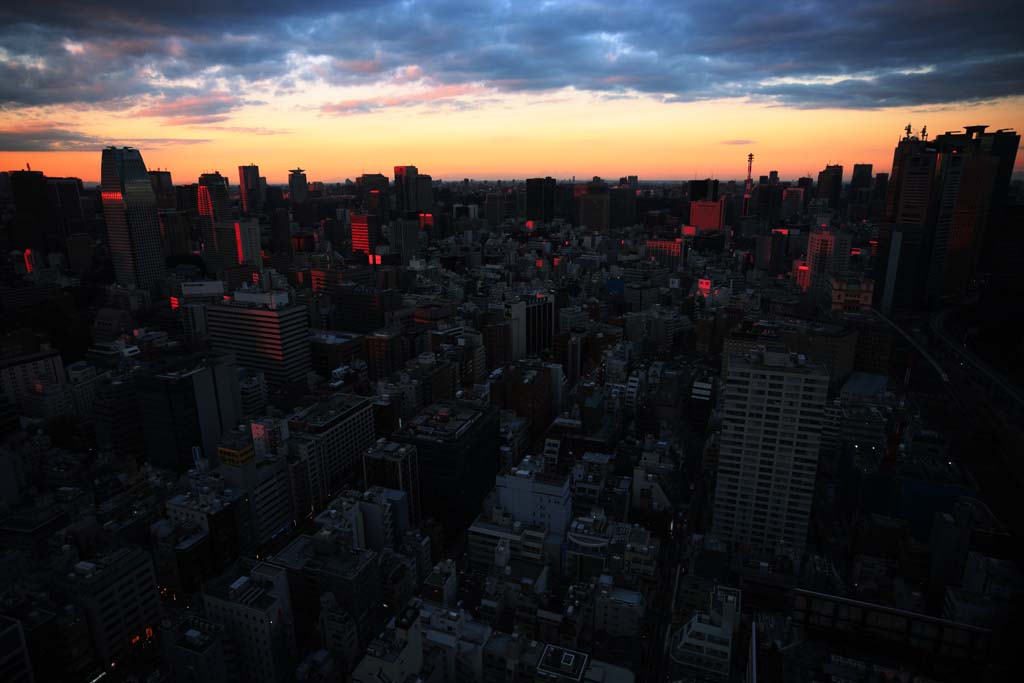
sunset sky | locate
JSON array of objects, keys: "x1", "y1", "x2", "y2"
[{"x1": 1, "y1": 1, "x2": 1022, "y2": 183}]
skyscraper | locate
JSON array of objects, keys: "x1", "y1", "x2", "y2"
[
  {"x1": 289, "y1": 167, "x2": 308, "y2": 204},
  {"x1": 393, "y1": 165, "x2": 418, "y2": 213},
  {"x1": 100, "y1": 147, "x2": 167, "y2": 289},
  {"x1": 526, "y1": 177, "x2": 556, "y2": 222},
  {"x1": 816, "y1": 164, "x2": 843, "y2": 210},
  {"x1": 712, "y1": 348, "x2": 828, "y2": 552},
  {"x1": 197, "y1": 172, "x2": 236, "y2": 274},
  {"x1": 238, "y1": 164, "x2": 262, "y2": 215}
]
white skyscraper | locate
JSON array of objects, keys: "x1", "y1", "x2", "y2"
[{"x1": 712, "y1": 348, "x2": 828, "y2": 552}]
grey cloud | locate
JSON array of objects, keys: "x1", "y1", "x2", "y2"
[
  {"x1": 0, "y1": 125, "x2": 209, "y2": 151},
  {"x1": 0, "y1": 0, "x2": 1021, "y2": 114}
]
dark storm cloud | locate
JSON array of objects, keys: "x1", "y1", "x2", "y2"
[
  {"x1": 0, "y1": 123, "x2": 209, "y2": 151},
  {"x1": 0, "y1": 0, "x2": 1021, "y2": 114}
]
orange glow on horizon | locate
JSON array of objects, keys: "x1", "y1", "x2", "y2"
[{"x1": 2, "y1": 95, "x2": 1022, "y2": 183}]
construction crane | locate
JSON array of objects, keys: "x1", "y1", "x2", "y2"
[{"x1": 742, "y1": 153, "x2": 753, "y2": 217}]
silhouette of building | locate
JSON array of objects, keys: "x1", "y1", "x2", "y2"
[{"x1": 101, "y1": 147, "x2": 167, "y2": 289}]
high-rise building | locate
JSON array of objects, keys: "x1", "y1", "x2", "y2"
[
  {"x1": 197, "y1": 172, "x2": 236, "y2": 274},
  {"x1": 526, "y1": 177, "x2": 556, "y2": 223},
  {"x1": 713, "y1": 349, "x2": 828, "y2": 551},
  {"x1": 101, "y1": 147, "x2": 167, "y2": 289},
  {"x1": 238, "y1": 164, "x2": 262, "y2": 215},
  {"x1": 816, "y1": 164, "x2": 843, "y2": 210},
  {"x1": 392, "y1": 400, "x2": 500, "y2": 534},
  {"x1": 848, "y1": 164, "x2": 873, "y2": 220},
  {"x1": 135, "y1": 350, "x2": 241, "y2": 469},
  {"x1": 350, "y1": 213, "x2": 382, "y2": 257},
  {"x1": 875, "y1": 125, "x2": 1008, "y2": 309},
  {"x1": 689, "y1": 178, "x2": 719, "y2": 202},
  {"x1": 9, "y1": 169, "x2": 50, "y2": 251},
  {"x1": 393, "y1": 165, "x2": 419, "y2": 213},
  {"x1": 690, "y1": 197, "x2": 726, "y2": 233},
  {"x1": 148, "y1": 169, "x2": 176, "y2": 210},
  {"x1": 363, "y1": 440, "x2": 421, "y2": 524},
  {"x1": 234, "y1": 218, "x2": 262, "y2": 268},
  {"x1": 806, "y1": 227, "x2": 851, "y2": 299},
  {"x1": 206, "y1": 289, "x2": 311, "y2": 387},
  {"x1": 288, "y1": 168, "x2": 308, "y2": 204}
]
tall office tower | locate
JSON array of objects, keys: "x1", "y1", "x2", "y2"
[
  {"x1": 781, "y1": 187, "x2": 804, "y2": 220},
  {"x1": 869, "y1": 172, "x2": 889, "y2": 222},
  {"x1": 206, "y1": 289, "x2": 311, "y2": 387},
  {"x1": 689, "y1": 178, "x2": 719, "y2": 202},
  {"x1": 849, "y1": 163, "x2": 873, "y2": 220},
  {"x1": 59, "y1": 547, "x2": 160, "y2": 665},
  {"x1": 484, "y1": 192, "x2": 505, "y2": 227},
  {"x1": 578, "y1": 178, "x2": 610, "y2": 231},
  {"x1": 238, "y1": 164, "x2": 262, "y2": 215},
  {"x1": 392, "y1": 400, "x2": 500, "y2": 533},
  {"x1": 816, "y1": 164, "x2": 843, "y2": 210},
  {"x1": 288, "y1": 167, "x2": 308, "y2": 204},
  {"x1": 609, "y1": 186, "x2": 637, "y2": 228},
  {"x1": 416, "y1": 174, "x2": 433, "y2": 212},
  {"x1": 288, "y1": 393, "x2": 376, "y2": 505},
  {"x1": 148, "y1": 169, "x2": 176, "y2": 209},
  {"x1": 197, "y1": 172, "x2": 237, "y2": 274},
  {"x1": 203, "y1": 565, "x2": 294, "y2": 683},
  {"x1": 46, "y1": 176, "x2": 85, "y2": 236},
  {"x1": 269, "y1": 208, "x2": 293, "y2": 262},
  {"x1": 386, "y1": 218, "x2": 420, "y2": 265},
  {"x1": 135, "y1": 351, "x2": 241, "y2": 469},
  {"x1": 526, "y1": 177, "x2": 557, "y2": 222},
  {"x1": 932, "y1": 125, "x2": 1020, "y2": 274},
  {"x1": 393, "y1": 165, "x2": 419, "y2": 213},
  {"x1": 712, "y1": 348, "x2": 829, "y2": 552},
  {"x1": 876, "y1": 126, "x2": 991, "y2": 309},
  {"x1": 100, "y1": 147, "x2": 167, "y2": 289},
  {"x1": 350, "y1": 213, "x2": 382, "y2": 257},
  {"x1": 755, "y1": 183, "x2": 783, "y2": 225},
  {"x1": 9, "y1": 169, "x2": 50, "y2": 250},
  {"x1": 523, "y1": 292, "x2": 555, "y2": 356},
  {"x1": 363, "y1": 440, "x2": 421, "y2": 524},
  {"x1": 768, "y1": 170, "x2": 779, "y2": 185},
  {"x1": 797, "y1": 176, "x2": 814, "y2": 209},
  {"x1": 235, "y1": 218, "x2": 262, "y2": 268},
  {"x1": 806, "y1": 227, "x2": 852, "y2": 299}
]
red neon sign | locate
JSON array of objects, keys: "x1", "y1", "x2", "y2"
[{"x1": 101, "y1": 191, "x2": 122, "y2": 202}]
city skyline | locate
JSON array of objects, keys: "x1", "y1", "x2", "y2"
[{"x1": 1, "y1": 2, "x2": 1022, "y2": 181}]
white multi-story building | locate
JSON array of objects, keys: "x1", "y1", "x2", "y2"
[
  {"x1": 712, "y1": 348, "x2": 828, "y2": 552},
  {"x1": 495, "y1": 455, "x2": 572, "y2": 535}
]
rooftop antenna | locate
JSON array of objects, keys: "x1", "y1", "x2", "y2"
[
  {"x1": 904, "y1": 123, "x2": 913, "y2": 140},
  {"x1": 921, "y1": 125, "x2": 928, "y2": 141},
  {"x1": 26, "y1": 162, "x2": 31, "y2": 172}
]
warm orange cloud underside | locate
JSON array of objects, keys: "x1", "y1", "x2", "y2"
[{"x1": 2, "y1": 94, "x2": 1022, "y2": 183}]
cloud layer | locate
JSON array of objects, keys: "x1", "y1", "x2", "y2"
[{"x1": 0, "y1": 0, "x2": 1021, "y2": 123}]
